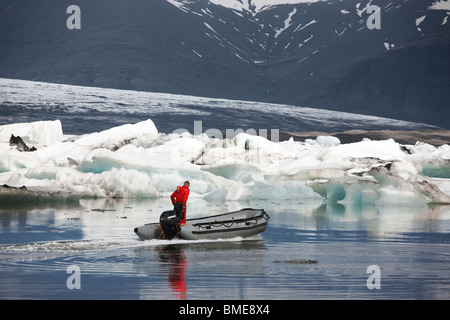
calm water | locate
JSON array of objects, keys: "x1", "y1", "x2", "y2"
[{"x1": 1, "y1": 198, "x2": 449, "y2": 300}]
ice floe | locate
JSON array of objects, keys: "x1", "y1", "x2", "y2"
[{"x1": 0, "y1": 119, "x2": 449, "y2": 206}]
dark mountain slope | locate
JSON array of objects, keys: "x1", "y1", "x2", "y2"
[{"x1": 0, "y1": 0, "x2": 449, "y2": 127}]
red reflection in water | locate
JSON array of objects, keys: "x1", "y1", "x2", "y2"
[{"x1": 158, "y1": 245, "x2": 187, "y2": 299}]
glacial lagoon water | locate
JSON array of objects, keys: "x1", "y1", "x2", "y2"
[
  {"x1": 1, "y1": 79, "x2": 449, "y2": 304},
  {"x1": 1, "y1": 198, "x2": 449, "y2": 300}
]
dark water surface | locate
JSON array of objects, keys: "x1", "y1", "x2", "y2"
[{"x1": 1, "y1": 198, "x2": 449, "y2": 300}]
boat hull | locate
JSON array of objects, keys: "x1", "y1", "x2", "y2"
[{"x1": 134, "y1": 208, "x2": 269, "y2": 241}]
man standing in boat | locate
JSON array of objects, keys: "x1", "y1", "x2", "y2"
[{"x1": 170, "y1": 181, "x2": 190, "y2": 225}]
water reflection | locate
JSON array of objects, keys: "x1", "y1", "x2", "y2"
[
  {"x1": 157, "y1": 245, "x2": 187, "y2": 300},
  {"x1": 2, "y1": 197, "x2": 449, "y2": 245},
  {"x1": 1, "y1": 198, "x2": 449, "y2": 299},
  {"x1": 133, "y1": 240, "x2": 267, "y2": 299}
]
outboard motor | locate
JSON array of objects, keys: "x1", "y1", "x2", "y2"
[{"x1": 159, "y1": 210, "x2": 180, "y2": 240}]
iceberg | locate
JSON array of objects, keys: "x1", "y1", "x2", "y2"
[
  {"x1": 0, "y1": 120, "x2": 63, "y2": 146},
  {"x1": 74, "y1": 119, "x2": 158, "y2": 150},
  {"x1": 0, "y1": 119, "x2": 449, "y2": 205}
]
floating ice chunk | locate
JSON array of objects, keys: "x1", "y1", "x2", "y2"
[
  {"x1": 413, "y1": 141, "x2": 436, "y2": 154},
  {"x1": 307, "y1": 164, "x2": 450, "y2": 205},
  {"x1": 52, "y1": 167, "x2": 159, "y2": 198},
  {"x1": 419, "y1": 158, "x2": 450, "y2": 178},
  {"x1": 74, "y1": 119, "x2": 158, "y2": 150},
  {"x1": 306, "y1": 176, "x2": 378, "y2": 205},
  {"x1": 389, "y1": 160, "x2": 419, "y2": 181},
  {"x1": 310, "y1": 135, "x2": 341, "y2": 147},
  {"x1": 146, "y1": 136, "x2": 204, "y2": 163},
  {"x1": 324, "y1": 139, "x2": 406, "y2": 161},
  {"x1": 25, "y1": 166, "x2": 59, "y2": 180},
  {"x1": 376, "y1": 188, "x2": 429, "y2": 206},
  {"x1": 432, "y1": 178, "x2": 450, "y2": 196},
  {"x1": 233, "y1": 133, "x2": 286, "y2": 154},
  {"x1": 406, "y1": 143, "x2": 450, "y2": 178},
  {"x1": 369, "y1": 166, "x2": 450, "y2": 204},
  {"x1": 414, "y1": 178, "x2": 450, "y2": 204},
  {"x1": 201, "y1": 162, "x2": 262, "y2": 180},
  {"x1": 0, "y1": 120, "x2": 63, "y2": 145},
  {"x1": 0, "y1": 144, "x2": 10, "y2": 172}
]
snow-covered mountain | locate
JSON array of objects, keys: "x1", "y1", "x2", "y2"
[{"x1": 0, "y1": 0, "x2": 449, "y2": 128}]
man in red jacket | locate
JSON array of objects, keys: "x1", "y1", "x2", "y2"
[{"x1": 170, "y1": 181, "x2": 190, "y2": 224}]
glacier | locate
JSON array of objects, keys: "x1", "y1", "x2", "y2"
[
  {"x1": 0, "y1": 78, "x2": 438, "y2": 136},
  {"x1": 1, "y1": 118, "x2": 449, "y2": 206}
]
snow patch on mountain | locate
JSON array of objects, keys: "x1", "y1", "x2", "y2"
[
  {"x1": 416, "y1": 15, "x2": 426, "y2": 31},
  {"x1": 169, "y1": 0, "x2": 322, "y2": 14},
  {"x1": 428, "y1": 0, "x2": 450, "y2": 11},
  {"x1": 166, "y1": 0, "x2": 192, "y2": 12},
  {"x1": 275, "y1": 8, "x2": 297, "y2": 38}
]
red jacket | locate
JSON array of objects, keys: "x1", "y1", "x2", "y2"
[{"x1": 170, "y1": 185, "x2": 190, "y2": 223}]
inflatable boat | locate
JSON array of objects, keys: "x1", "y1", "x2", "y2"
[{"x1": 134, "y1": 208, "x2": 270, "y2": 241}]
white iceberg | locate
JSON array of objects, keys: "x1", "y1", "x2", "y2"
[
  {"x1": 0, "y1": 119, "x2": 449, "y2": 205},
  {"x1": 0, "y1": 120, "x2": 63, "y2": 146},
  {"x1": 74, "y1": 119, "x2": 158, "y2": 150}
]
